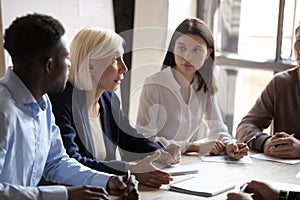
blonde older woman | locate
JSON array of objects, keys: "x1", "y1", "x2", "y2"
[{"x1": 48, "y1": 27, "x2": 181, "y2": 188}]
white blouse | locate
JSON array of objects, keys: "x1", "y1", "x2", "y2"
[
  {"x1": 136, "y1": 67, "x2": 232, "y2": 152},
  {"x1": 89, "y1": 116, "x2": 107, "y2": 160}
]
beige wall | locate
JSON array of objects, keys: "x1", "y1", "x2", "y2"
[{"x1": 1, "y1": 0, "x2": 115, "y2": 70}]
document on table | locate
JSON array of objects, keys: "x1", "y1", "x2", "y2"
[
  {"x1": 296, "y1": 171, "x2": 300, "y2": 179},
  {"x1": 169, "y1": 176, "x2": 235, "y2": 197},
  {"x1": 250, "y1": 153, "x2": 300, "y2": 164},
  {"x1": 259, "y1": 180, "x2": 300, "y2": 191},
  {"x1": 200, "y1": 155, "x2": 253, "y2": 164},
  {"x1": 155, "y1": 164, "x2": 199, "y2": 176}
]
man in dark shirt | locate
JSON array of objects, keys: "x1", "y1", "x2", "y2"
[{"x1": 236, "y1": 23, "x2": 300, "y2": 159}]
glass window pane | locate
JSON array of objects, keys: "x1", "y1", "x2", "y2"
[
  {"x1": 217, "y1": 0, "x2": 280, "y2": 59},
  {"x1": 282, "y1": 0, "x2": 300, "y2": 60},
  {"x1": 238, "y1": 0, "x2": 279, "y2": 59},
  {"x1": 233, "y1": 68, "x2": 274, "y2": 136}
]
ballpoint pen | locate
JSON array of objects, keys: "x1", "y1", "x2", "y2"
[
  {"x1": 125, "y1": 169, "x2": 131, "y2": 185},
  {"x1": 239, "y1": 135, "x2": 257, "y2": 150},
  {"x1": 157, "y1": 141, "x2": 168, "y2": 152},
  {"x1": 123, "y1": 170, "x2": 131, "y2": 200},
  {"x1": 239, "y1": 183, "x2": 248, "y2": 193}
]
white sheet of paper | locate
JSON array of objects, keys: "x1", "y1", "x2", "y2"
[
  {"x1": 257, "y1": 180, "x2": 300, "y2": 191},
  {"x1": 296, "y1": 171, "x2": 300, "y2": 179},
  {"x1": 200, "y1": 155, "x2": 253, "y2": 164},
  {"x1": 154, "y1": 163, "x2": 199, "y2": 176},
  {"x1": 250, "y1": 153, "x2": 300, "y2": 164},
  {"x1": 160, "y1": 164, "x2": 199, "y2": 176}
]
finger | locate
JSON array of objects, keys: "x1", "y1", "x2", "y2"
[
  {"x1": 122, "y1": 177, "x2": 135, "y2": 197},
  {"x1": 146, "y1": 176, "x2": 171, "y2": 185},
  {"x1": 89, "y1": 186, "x2": 109, "y2": 195},
  {"x1": 274, "y1": 132, "x2": 290, "y2": 137},
  {"x1": 218, "y1": 143, "x2": 225, "y2": 151},
  {"x1": 98, "y1": 193, "x2": 110, "y2": 200},
  {"x1": 152, "y1": 170, "x2": 172, "y2": 179},
  {"x1": 139, "y1": 175, "x2": 165, "y2": 188},
  {"x1": 137, "y1": 171, "x2": 172, "y2": 185},
  {"x1": 160, "y1": 151, "x2": 176, "y2": 164},
  {"x1": 126, "y1": 190, "x2": 139, "y2": 200},
  {"x1": 213, "y1": 143, "x2": 224, "y2": 154},
  {"x1": 137, "y1": 170, "x2": 171, "y2": 178},
  {"x1": 270, "y1": 138, "x2": 291, "y2": 146},
  {"x1": 271, "y1": 148, "x2": 295, "y2": 157},
  {"x1": 269, "y1": 145, "x2": 293, "y2": 154},
  {"x1": 172, "y1": 156, "x2": 181, "y2": 164},
  {"x1": 217, "y1": 142, "x2": 226, "y2": 150},
  {"x1": 85, "y1": 189, "x2": 110, "y2": 200},
  {"x1": 117, "y1": 176, "x2": 127, "y2": 189}
]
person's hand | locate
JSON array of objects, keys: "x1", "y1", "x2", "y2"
[
  {"x1": 264, "y1": 132, "x2": 300, "y2": 158},
  {"x1": 208, "y1": 141, "x2": 225, "y2": 156},
  {"x1": 107, "y1": 175, "x2": 140, "y2": 199},
  {"x1": 67, "y1": 185, "x2": 110, "y2": 200},
  {"x1": 107, "y1": 176, "x2": 127, "y2": 196},
  {"x1": 159, "y1": 143, "x2": 181, "y2": 165},
  {"x1": 119, "y1": 175, "x2": 139, "y2": 200},
  {"x1": 227, "y1": 180, "x2": 280, "y2": 200},
  {"x1": 157, "y1": 147, "x2": 181, "y2": 165},
  {"x1": 244, "y1": 180, "x2": 279, "y2": 200},
  {"x1": 227, "y1": 192, "x2": 252, "y2": 200},
  {"x1": 225, "y1": 143, "x2": 249, "y2": 160},
  {"x1": 129, "y1": 151, "x2": 173, "y2": 188}
]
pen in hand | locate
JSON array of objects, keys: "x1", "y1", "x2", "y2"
[
  {"x1": 123, "y1": 169, "x2": 137, "y2": 200},
  {"x1": 124, "y1": 169, "x2": 131, "y2": 185},
  {"x1": 239, "y1": 183, "x2": 248, "y2": 193},
  {"x1": 157, "y1": 141, "x2": 168, "y2": 152},
  {"x1": 239, "y1": 135, "x2": 257, "y2": 150}
]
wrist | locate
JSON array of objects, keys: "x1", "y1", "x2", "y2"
[
  {"x1": 186, "y1": 142, "x2": 200, "y2": 152},
  {"x1": 128, "y1": 162, "x2": 136, "y2": 173},
  {"x1": 106, "y1": 176, "x2": 115, "y2": 195}
]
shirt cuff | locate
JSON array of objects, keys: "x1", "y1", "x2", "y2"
[
  {"x1": 39, "y1": 185, "x2": 68, "y2": 200},
  {"x1": 251, "y1": 133, "x2": 271, "y2": 152},
  {"x1": 89, "y1": 172, "x2": 113, "y2": 189}
]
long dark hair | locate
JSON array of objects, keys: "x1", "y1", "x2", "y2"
[{"x1": 162, "y1": 17, "x2": 217, "y2": 94}]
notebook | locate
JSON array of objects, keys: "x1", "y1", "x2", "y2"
[{"x1": 169, "y1": 176, "x2": 235, "y2": 197}]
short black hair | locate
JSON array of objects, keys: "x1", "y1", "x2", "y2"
[{"x1": 4, "y1": 13, "x2": 65, "y2": 63}]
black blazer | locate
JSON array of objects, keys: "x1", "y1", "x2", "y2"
[{"x1": 48, "y1": 82, "x2": 159, "y2": 175}]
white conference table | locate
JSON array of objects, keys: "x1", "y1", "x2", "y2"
[{"x1": 138, "y1": 152, "x2": 300, "y2": 200}]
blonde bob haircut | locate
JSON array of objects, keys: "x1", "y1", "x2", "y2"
[{"x1": 69, "y1": 27, "x2": 124, "y2": 90}]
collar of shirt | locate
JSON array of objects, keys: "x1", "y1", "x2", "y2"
[
  {"x1": 2, "y1": 67, "x2": 47, "y2": 116},
  {"x1": 163, "y1": 67, "x2": 198, "y2": 91}
]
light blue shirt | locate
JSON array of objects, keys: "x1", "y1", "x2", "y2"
[{"x1": 0, "y1": 68, "x2": 112, "y2": 199}]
